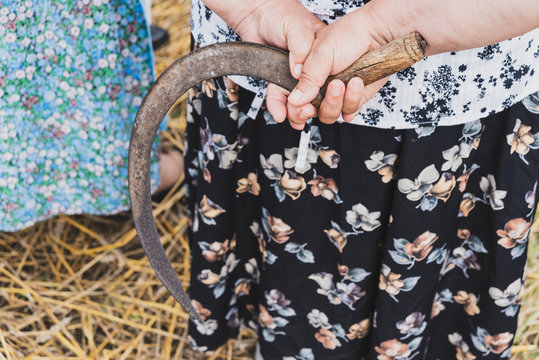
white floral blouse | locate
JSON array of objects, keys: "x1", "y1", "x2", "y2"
[{"x1": 190, "y1": 0, "x2": 539, "y2": 129}]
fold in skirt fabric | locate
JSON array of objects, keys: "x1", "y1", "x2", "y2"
[{"x1": 184, "y1": 77, "x2": 539, "y2": 360}]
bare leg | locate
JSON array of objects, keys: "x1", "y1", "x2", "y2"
[{"x1": 155, "y1": 150, "x2": 184, "y2": 194}]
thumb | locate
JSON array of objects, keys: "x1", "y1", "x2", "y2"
[
  {"x1": 285, "y1": 22, "x2": 318, "y2": 79},
  {"x1": 288, "y1": 41, "x2": 334, "y2": 107}
]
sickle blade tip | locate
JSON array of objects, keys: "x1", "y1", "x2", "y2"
[{"x1": 190, "y1": 309, "x2": 204, "y2": 324}]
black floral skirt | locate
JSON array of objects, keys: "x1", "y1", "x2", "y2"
[{"x1": 184, "y1": 77, "x2": 539, "y2": 360}]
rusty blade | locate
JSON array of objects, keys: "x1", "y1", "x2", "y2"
[
  {"x1": 128, "y1": 42, "x2": 297, "y2": 322},
  {"x1": 129, "y1": 34, "x2": 427, "y2": 321}
]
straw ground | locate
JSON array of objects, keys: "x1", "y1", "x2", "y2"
[{"x1": 0, "y1": 0, "x2": 537, "y2": 359}]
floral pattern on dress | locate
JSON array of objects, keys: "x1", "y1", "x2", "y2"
[
  {"x1": 0, "y1": 0, "x2": 161, "y2": 231},
  {"x1": 185, "y1": 81, "x2": 539, "y2": 359}
]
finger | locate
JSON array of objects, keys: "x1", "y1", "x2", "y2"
[
  {"x1": 285, "y1": 20, "x2": 325, "y2": 78},
  {"x1": 318, "y1": 79, "x2": 345, "y2": 124},
  {"x1": 288, "y1": 40, "x2": 334, "y2": 107},
  {"x1": 285, "y1": 23, "x2": 317, "y2": 79},
  {"x1": 341, "y1": 77, "x2": 364, "y2": 115},
  {"x1": 342, "y1": 109, "x2": 361, "y2": 123},
  {"x1": 342, "y1": 77, "x2": 389, "y2": 122},
  {"x1": 362, "y1": 76, "x2": 390, "y2": 102},
  {"x1": 286, "y1": 102, "x2": 316, "y2": 130},
  {"x1": 266, "y1": 83, "x2": 289, "y2": 123}
]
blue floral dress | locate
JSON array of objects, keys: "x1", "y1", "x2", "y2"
[{"x1": 0, "y1": 0, "x2": 164, "y2": 232}]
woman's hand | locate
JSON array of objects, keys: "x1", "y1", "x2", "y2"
[
  {"x1": 232, "y1": 0, "x2": 325, "y2": 67},
  {"x1": 233, "y1": 0, "x2": 327, "y2": 129},
  {"x1": 266, "y1": 2, "x2": 396, "y2": 129},
  {"x1": 208, "y1": 0, "x2": 538, "y2": 130},
  {"x1": 203, "y1": 0, "x2": 325, "y2": 129},
  {"x1": 267, "y1": 0, "x2": 539, "y2": 130},
  {"x1": 203, "y1": 0, "x2": 325, "y2": 125}
]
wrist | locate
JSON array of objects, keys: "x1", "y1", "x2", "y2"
[
  {"x1": 364, "y1": 0, "x2": 539, "y2": 56},
  {"x1": 202, "y1": 0, "x2": 265, "y2": 35},
  {"x1": 357, "y1": 0, "x2": 438, "y2": 56},
  {"x1": 363, "y1": 0, "x2": 422, "y2": 42}
]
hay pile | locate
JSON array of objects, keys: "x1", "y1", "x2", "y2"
[{"x1": 0, "y1": 0, "x2": 537, "y2": 359}]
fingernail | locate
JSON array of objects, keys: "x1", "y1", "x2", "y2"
[
  {"x1": 350, "y1": 77, "x2": 362, "y2": 92},
  {"x1": 331, "y1": 82, "x2": 342, "y2": 96},
  {"x1": 299, "y1": 108, "x2": 313, "y2": 120},
  {"x1": 289, "y1": 89, "x2": 303, "y2": 103},
  {"x1": 293, "y1": 64, "x2": 302, "y2": 78},
  {"x1": 290, "y1": 121, "x2": 304, "y2": 130},
  {"x1": 343, "y1": 113, "x2": 355, "y2": 122}
]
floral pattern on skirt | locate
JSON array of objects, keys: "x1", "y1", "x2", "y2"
[
  {"x1": 184, "y1": 77, "x2": 539, "y2": 359},
  {"x1": 0, "y1": 0, "x2": 162, "y2": 232}
]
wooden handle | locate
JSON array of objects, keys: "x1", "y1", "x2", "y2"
[{"x1": 311, "y1": 32, "x2": 426, "y2": 108}]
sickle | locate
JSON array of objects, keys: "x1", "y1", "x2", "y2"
[{"x1": 128, "y1": 33, "x2": 426, "y2": 322}]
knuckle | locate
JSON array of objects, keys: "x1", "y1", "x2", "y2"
[
  {"x1": 294, "y1": 39, "x2": 312, "y2": 56},
  {"x1": 318, "y1": 105, "x2": 340, "y2": 122},
  {"x1": 316, "y1": 41, "x2": 334, "y2": 58},
  {"x1": 359, "y1": 94, "x2": 369, "y2": 107},
  {"x1": 342, "y1": 105, "x2": 355, "y2": 114},
  {"x1": 267, "y1": 84, "x2": 286, "y2": 97},
  {"x1": 286, "y1": 106, "x2": 301, "y2": 122},
  {"x1": 342, "y1": 98, "x2": 362, "y2": 114},
  {"x1": 266, "y1": 84, "x2": 277, "y2": 97},
  {"x1": 300, "y1": 71, "x2": 323, "y2": 88}
]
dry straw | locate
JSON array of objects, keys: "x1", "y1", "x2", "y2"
[{"x1": 0, "y1": 0, "x2": 537, "y2": 359}]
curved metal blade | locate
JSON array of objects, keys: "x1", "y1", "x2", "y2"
[{"x1": 128, "y1": 42, "x2": 297, "y2": 321}]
